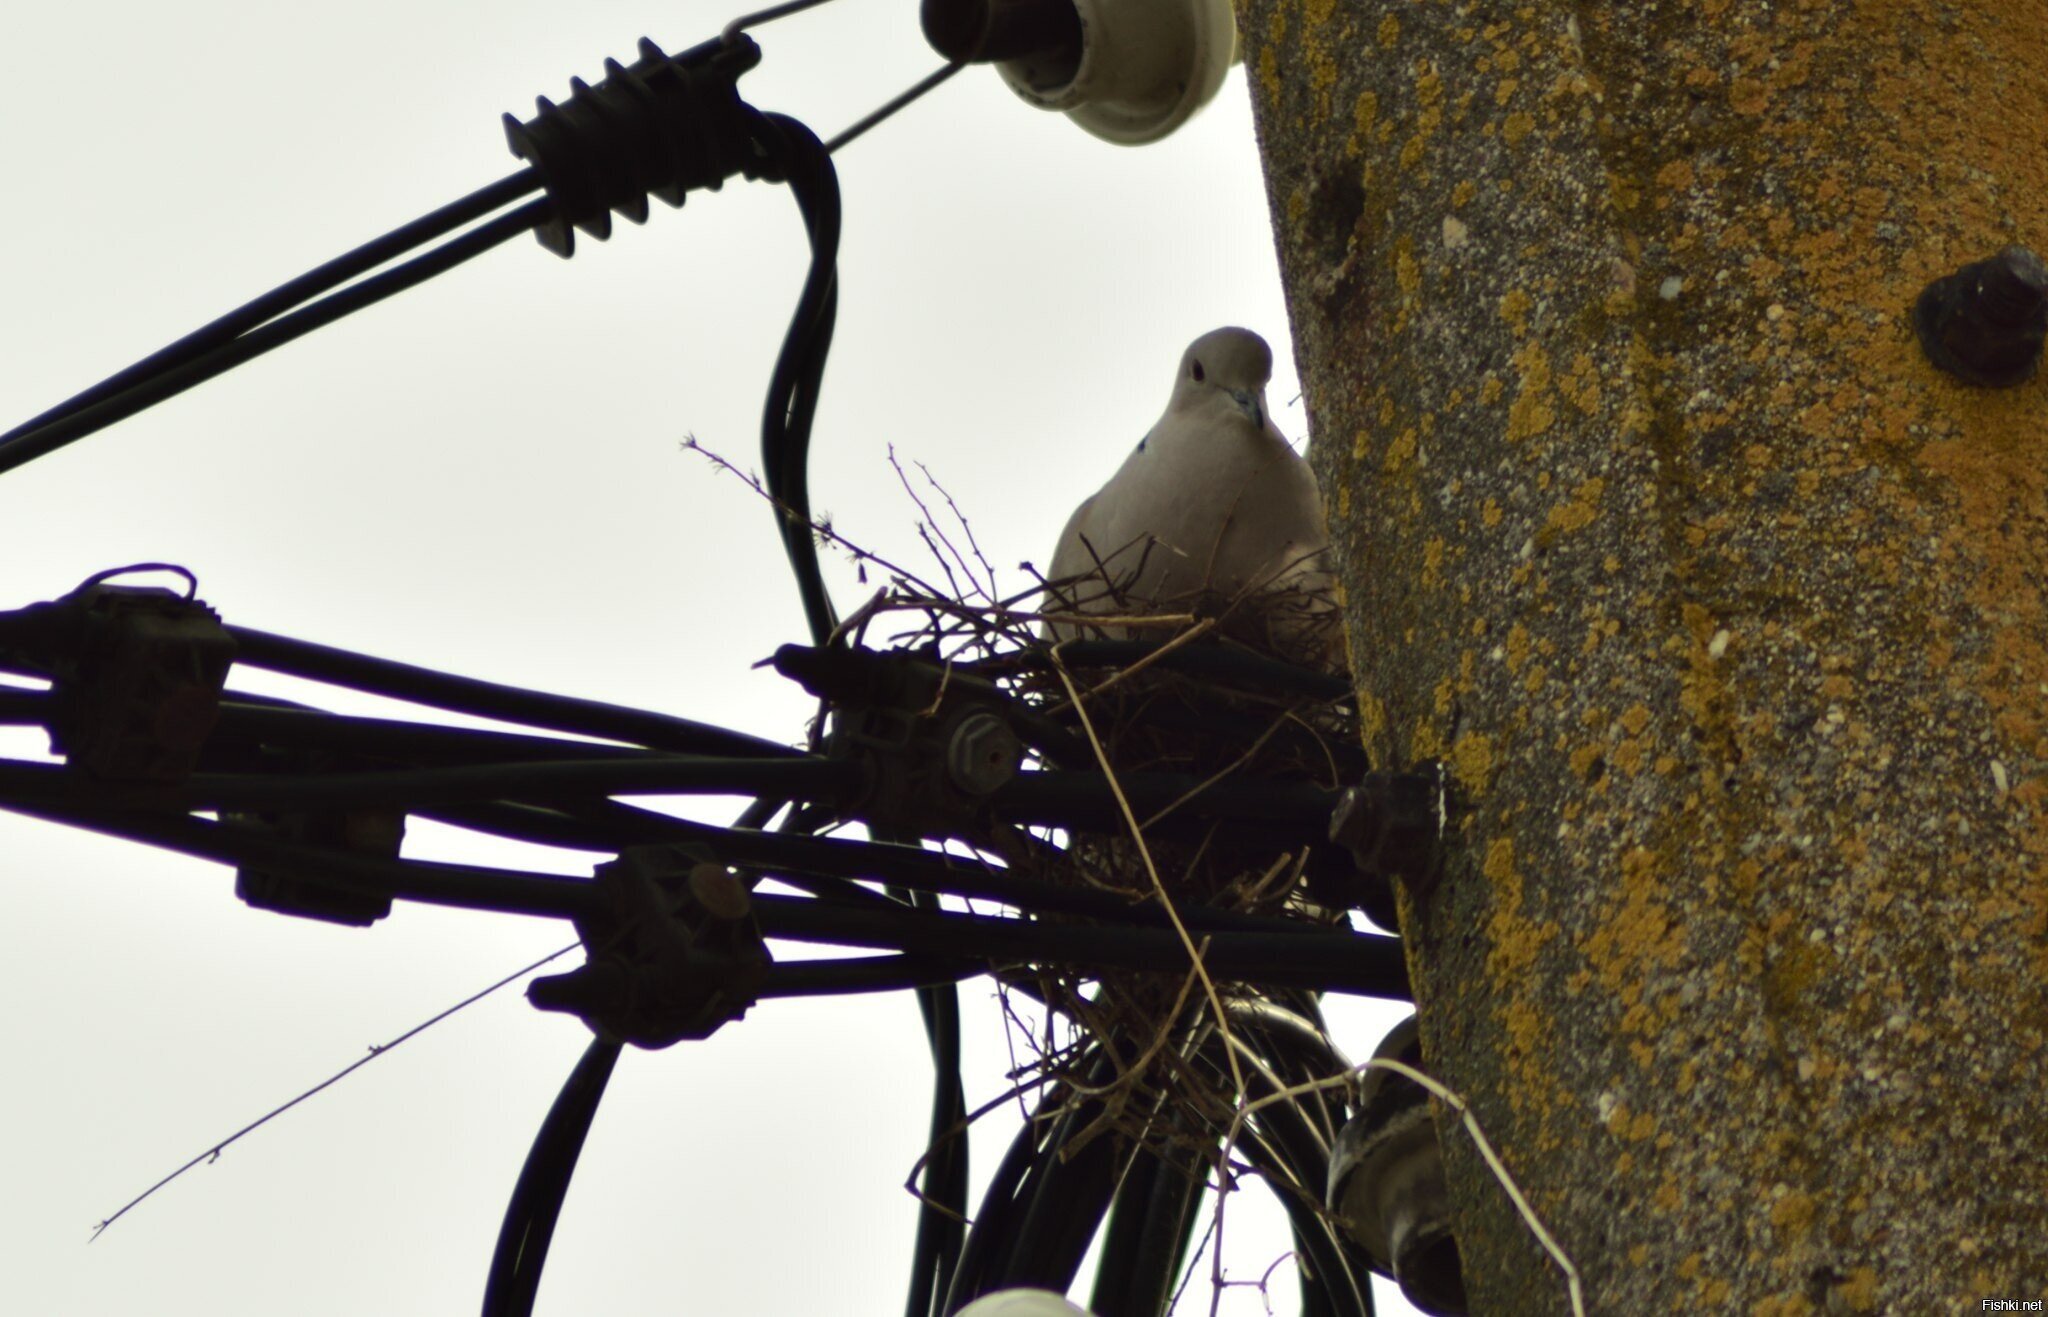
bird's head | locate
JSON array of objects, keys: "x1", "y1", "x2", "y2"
[{"x1": 1170, "y1": 326, "x2": 1276, "y2": 431}]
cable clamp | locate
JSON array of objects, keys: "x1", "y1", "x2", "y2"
[
  {"x1": 529, "y1": 845, "x2": 770, "y2": 1047},
  {"x1": 0, "y1": 570, "x2": 235, "y2": 782}
]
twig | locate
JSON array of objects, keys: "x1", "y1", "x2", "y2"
[
  {"x1": 899, "y1": 1075, "x2": 1053, "y2": 1224},
  {"x1": 1045, "y1": 647, "x2": 1246, "y2": 1105},
  {"x1": 1072, "y1": 617, "x2": 1219, "y2": 705},
  {"x1": 888, "y1": 445, "x2": 993, "y2": 603},
  {"x1": 1060, "y1": 956, "x2": 1205, "y2": 1100},
  {"x1": 1221, "y1": 1060, "x2": 1587, "y2": 1317},
  {"x1": 90, "y1": 942, "x2": 578, "y2": 1241},
  {"x1": 913, "y1": 456, "x2": 997, "y2": 597},
  {"x1": 681, "y1": 435, "x2": 952, "y2": 602},
  {"x1": 1138, "y1": 707, "x2": 1292, "y2": 832}
]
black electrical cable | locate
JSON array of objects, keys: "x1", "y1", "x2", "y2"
[
  {"x1": 942, "y1": 1097, "x2": 1050, "y2": 1313},
  {"x1": 1236, "y1": 1116, "x2": 1373, "y2": 1317},
  {"x1": 1187, "y1": 1022, "x2": 1374, "y2": 1317},
  {"x1": 693, "y1": 823, "x2": 1349, "y2": 938},
  {"x1": 0, "y1": 199, "x2": 551, "y2": 476},
  {"x1": 993, "y1": 769, "x2": 1341, "y2": 834},
  {"x1": 0, "y1": 171, "x2": 539, "y2": 448},
  {"x1": 1089, "y1": 1146, "x2": 1170, "y2": 1313},
  {"x1": 43, "y1": 754, "x2": 858, "y2": 813},
  {"x1": 479, "y1": 793, "x2": 782, "y2": 1317},
  {"x1": 226, "y1": 627, "x2": 795, "y2": 759},
  {"x1": 2, "y1": 776, "x2": 1409, "y2": 993},
  {"x1": 1091, "y1": 1140, "x2": 1204, "y2": 1317},
  {"x1": 554, "y1": 797, "x2": 1348, "y2": 938},
  {"x1": 754, "y1": 112, "x2": 841, "y2": 645},
  {"x1": 987, "y1": 1051, "x2": 1120, "y2": 1292},
  {"x1": 992, "y1": 640, "x2": 1355, "y2": 702},
  {"x1": 902, "y1": 887, "x2": 968, "y2": 1317},
  {"x1": 1, "y1": 787, "x2": 594, "y2": 920},
  {"x1": 412, "y1": 800, "x2": 893, "y2": 909},
  {"x1": 481, "y1": 1036, "x2": 622, "y2": 1317},
  {"x1": 210, "y1": 702, "x2": 682, "y2": 766},
  {"x1": 759, "y1": 953, "x2": 977, "y2": 996}
]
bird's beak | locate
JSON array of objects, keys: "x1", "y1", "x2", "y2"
[{"x1": 1229, "y1": 388, "x2": 1264, "y2": 429}]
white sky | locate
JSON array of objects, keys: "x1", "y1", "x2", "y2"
[{"x1": 0, "y1": 2, "x2": 1419, "y2": 1313}]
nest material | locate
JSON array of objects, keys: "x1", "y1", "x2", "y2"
[{"x1": 861, "y1": 567, "x2": 1361, "y2": 1167}]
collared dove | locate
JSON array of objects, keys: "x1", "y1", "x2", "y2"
[{"x1": 1044, "y1": 327, "x2": 1338, "y2": 664}]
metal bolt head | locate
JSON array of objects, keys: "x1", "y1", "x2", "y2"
[
  {"x1": 1915, "y1": 245, "x2": 2048, "y2": 388},
  {"x1": 945, "y1": 710, "x2": 1023, "y2": 796},
  {"x1": 1329, "y1": 769, "x2": 1446, "y2": 888}
]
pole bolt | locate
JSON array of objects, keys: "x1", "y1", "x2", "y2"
[
  {"x1": 946, "y1": 711, "x2": 1023, "y2": 796},
  {"x1": 1914, "y1": 245, "x2": 2048, "y2": 388}
]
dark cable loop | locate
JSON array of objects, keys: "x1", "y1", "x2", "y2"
[
  {"x1": 482, "y1": 1038, "x2": 623, "y2": 1317},
  {"x1": 752, "y1": 111, "x2": 842, "y2": 645}
]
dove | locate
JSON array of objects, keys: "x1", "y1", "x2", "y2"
[{"x1": 1044, "y1": 327, "x2": 1337, "y2": 661}]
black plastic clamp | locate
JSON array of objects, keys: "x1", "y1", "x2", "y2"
[
  {"x1": 529, "y1": 845, "x2": 771, "y2": 1047},
  {"x1": 0, "y1": 576, "x2": 235, "y2": 782},
  {"x1": 771, "y1": 643, "x2": 1027, "y2": 839}
]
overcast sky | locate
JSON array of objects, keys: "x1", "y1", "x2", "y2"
[{"x1": 0, "y1": 2, "x2": 1419, "y2": 1312}]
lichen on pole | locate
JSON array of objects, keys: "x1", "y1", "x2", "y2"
[{"x1": 1236, "y1": 1, "x2": 2048, "y2": 1311}]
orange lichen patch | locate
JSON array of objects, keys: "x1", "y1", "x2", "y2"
[
  {"x1": 1357, "y1": 688, "x2": 1387, "y2": 747},
  {"x1": 1394, "y1": 238, "x2": 1421, "y2": 297},
  {"x1": 1504, "y1": 621, "x2": 1532, "y2": 672},
  {"x1": 1582, "y1": 846, "x2": 1688, "y2": 1000},
  {"x1": 1498, "y1": 286, "x2": 1532, "y2": 334},
  {"x1": 1542, "y1": 475, "x2": 1605, "y2": 536},
  {"x1": 1656, "y1": 157, "x2": 1696, "y2": 191},
  {"x1": 1768, "y1": 1189, "x2": 1818, "y2": 1239},
  {"x1": 1482, "y1": 836, "x2": 1564, "y2": 1120},
  {"x1": 1382, "y1": 426, "x2": 1418, "y2": 473},
  {"x1": 1750, "y1": 1292, "x2": 1816, "y2": 1317},
  {"x1": 1506, "y1": 341, "x2": 1556, "y2": 442},
  {"x1": 1838, "y1": 1268, "x2": 1879, "y2": 1312},
  {"x1": 1451, "y1": 729, "x2": 1495, "y2": 794},
  {"x1": 1351, "y1": 89, "x2": 1378, "y2": 146},
  {"x1": 1560, "y1": 351, "x2": 1602, "y2": 414}
]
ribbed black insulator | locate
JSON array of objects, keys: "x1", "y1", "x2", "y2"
[{"x1": 504, "y1": 35, "x2": 767, "y2": 257}]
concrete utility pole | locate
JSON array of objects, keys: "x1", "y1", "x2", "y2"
[{"x1": 1237, "y1": 2, "x2": 2048, "y2": 1312}]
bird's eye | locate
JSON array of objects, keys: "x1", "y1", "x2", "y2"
[{"x1": 1190, "y1": 360, "x2": 1206, "y2": 382}]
